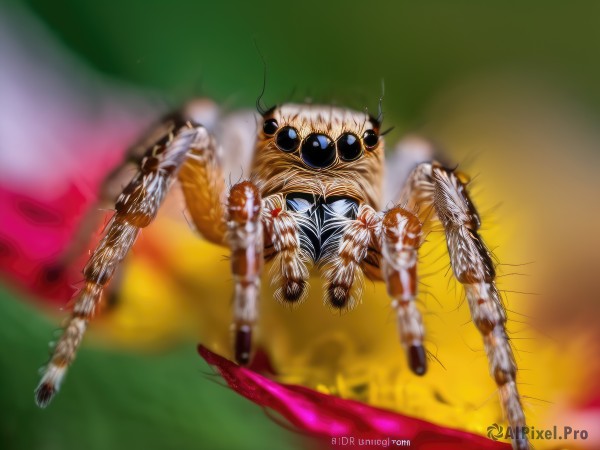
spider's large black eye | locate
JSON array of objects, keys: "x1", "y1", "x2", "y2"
[
  {"x1": 276, "y1": 126, "x2": 300, "y2": 152},
  {"x1": 263, "y1": 118, "x2": 278, "y2": 136},
  {"x1": 363, "y1": 129, "x2": 379, "y2": 149},
  {"x1": 301, "y1": 133, "x2": 336, "y2": 168},
  {"x1": 337, "y1": 133, "x2": 362, "y2": 161}
]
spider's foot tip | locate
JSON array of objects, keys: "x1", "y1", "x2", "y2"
[
  {"x1": 408, "y1": 345, "x2": 427, "y2": 376},
  {"x1": 235, "y1": 353, "x2": 251, "y2": 366},
  {"x1": 234, "y1": 325, "x2": 252, "y2": 366},
  {"x1": 34, "y1": 382, "x2": 56, "y2": 408}
]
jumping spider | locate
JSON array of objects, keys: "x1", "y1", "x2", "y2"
[{"x1": 34, "y1": 99, "x2": 528, "y2": 450}]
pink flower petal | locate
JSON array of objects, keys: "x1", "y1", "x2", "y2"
[
  {"x1": 198, "y1": 345, "x2": 510, "y2": 450},
  {"x1": 0, "y1": 183, "x2": 89, "y2": 303}
]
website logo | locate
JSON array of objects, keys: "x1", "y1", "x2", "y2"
[{"x1": 487, "y1": 423, "x2": 504, "y2": 441}]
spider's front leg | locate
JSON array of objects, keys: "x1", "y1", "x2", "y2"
[
  {"x1": 227, "y1": 185, "x2": 309, "y2": 364},
  {"x1": 35, "y1": 118, "x2": 209, "y2": 407},
  {"x1": 402, "y1": 162, "x2": 528, "y2": 450},
  {"x1": 379, "y1": 207, "x2": 427, "y2": 375},
  {"x1": 229, "y1": 192, "x2": 309, "y2": 363},
  {"x1": 227, "y1": 182, "x2": 263, "y2": 365}
]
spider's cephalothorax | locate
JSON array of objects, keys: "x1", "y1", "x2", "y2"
[
  {"x1": 253, "y1": 104, "x2": 384, "y2": 206},
  {"x1": 35, "y1": 101, "x2": 529, "y2": 450}
]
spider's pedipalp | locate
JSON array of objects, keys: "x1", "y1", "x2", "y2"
[
  {"x1": 263, "y1": 194, "x2": 310, "y2": 304},
  {"x1": 227, "y1": 181, "x2": 263, "y2": 365},
  {"x1": 380, "y1": 207, "x2": 427, "y2": 376},
  {"x1": 35, "y1": 120, "x2": 209, "y2": 408},
  {"x1": 323, "y1": 204, "x2": 379, "y2": 309}
]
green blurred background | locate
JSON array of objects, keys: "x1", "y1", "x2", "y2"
[
  {"x1": 0, "y1": 287, "x2": 299, "y2": 450},
  {"x1": 14, "y1": 0, "x2": 600, "y2": 127},
  {"x1": 2, "y1": 1, "x2": 600, "y2": 449}
]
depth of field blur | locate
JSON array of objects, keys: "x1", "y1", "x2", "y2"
[{"x1": 1, "y1": 1, "x2": 599, "y2": 449}]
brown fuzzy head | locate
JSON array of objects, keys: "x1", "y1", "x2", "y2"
[{"x1": 250, "y1": 104, "x2": 385, "y2": 209}]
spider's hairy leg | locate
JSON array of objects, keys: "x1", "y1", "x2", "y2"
[
  {"x1": 323, "y1": 205, "x2": 379, "y2": 309},
  {"x1": 380, "y1": 207, "x2": 427, "y2": 375},
  {"x1": 35, "y1": 121, "x2": 208, "y2": 408},
  {"x1": 227, "y1": 182, "x2": 263, "y2": 365},
  {"x1": 263, "y1": 194, "x2": 309, "y2": 303},
  {"x1": 403, "y1": 162, "x2": 527, "y2": 450},
  {"x1": 178, "y1": 128, "x2": 227, "y2": 245},
  {"x1": 57, "y1": 113, "x2": 194, "y2": 274},
  {"x1": 179, "y1": 106, "x2": 260, "y2": 246}
]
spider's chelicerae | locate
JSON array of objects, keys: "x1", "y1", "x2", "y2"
[{"x1": 35, "y1": 100, "x2": 528, "y2": 450}]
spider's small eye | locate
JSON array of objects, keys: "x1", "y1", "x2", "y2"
[
  {"x1": 276, "y1": 126, "x2": 300, "y2": 152},
  {"x1": 262, "y1": 118, "x2": 278, "y2": 136},
  {"x1": 362, "y1": 129, "x2": 379, "y2": 149},
  {"x1": 337, "y1": 133, "x2": 362, "y2": 161}
]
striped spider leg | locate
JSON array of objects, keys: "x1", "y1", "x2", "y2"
[
  {"x1": 34, "y1": 107, "x2": 258, "y2": 407},
  {"x1": 319, "y1": 151, "x2": 527, "y2": 448},
  {"x1": 226, "y1": 181, "x2": 264, "y2": 365},
  {"x1": 398, "y1": 162, "x2": 528, "y2": 450},
  {"x1": 34, "y1": 114, "x2": 212, "y2": 407},
  {"x1": 34, "y1": 115, "x2": 206, "y2": 406}
]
